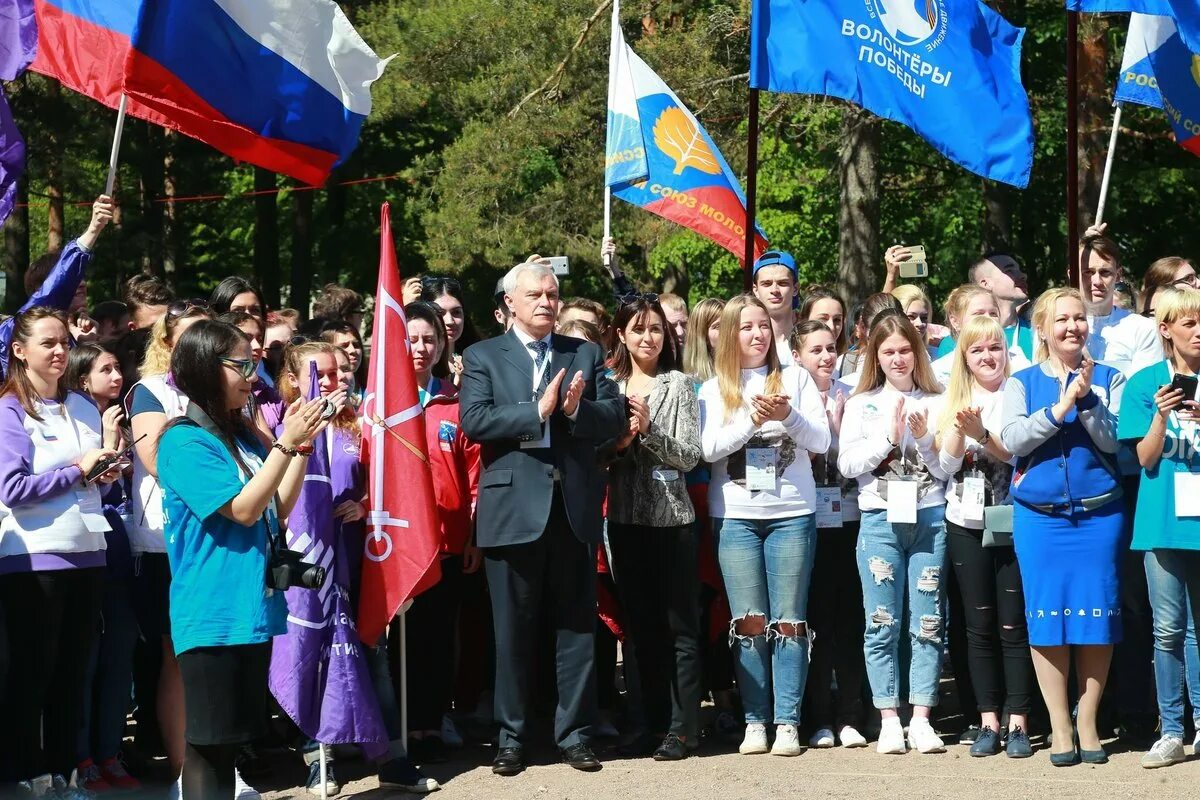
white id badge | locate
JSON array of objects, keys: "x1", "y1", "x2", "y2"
[
  {"x1": 651, "y1": 468, "x2": 680, "y2": 482},
  {"x1": 815, "y1": 486, "x2": 843, "y2": 528},
  {"x1": 745, "y1": 447, "x2": 777, "y2": 492},
  {"x1": 961, "y1": 476, "x2": 986, "y2": 523},
  {"x1": 886, "y1": 479, "x2": 919, "y2": 524},
  {"x1": 1174, "y1": 471, "x2": 1200, "y2": 517}
]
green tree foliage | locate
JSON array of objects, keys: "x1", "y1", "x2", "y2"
[{"x1": 4, "y1": 0, "x2": 1198, "y2": 327}]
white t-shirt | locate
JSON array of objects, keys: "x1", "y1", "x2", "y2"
[
  {"x1": 938, "y1": 383, "x2": 1014, "y2": 529},
  {"x1": 775, "y1": 337, "x2": 794, "y2": 367},
  {"x1": 700, "y1": 365, "x2": 830, "y2": 520},
  {"x1": 838, "y1": 386, "x2": 949, "y2": 512},
  {"x1": 1088, "y1": 305, "x2": 1163, "y2": 377}
]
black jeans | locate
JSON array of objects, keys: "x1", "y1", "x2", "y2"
[
  {"x1": 397, "y1": 555, "x2": 464, "y2": 732},
  {"x1": 0, "y1": 567, "x2": 104, "y2": 780},
  {"x1": 945, "y1": 521, "x2": 1034, "y2": 715},
  {"x1": 608, "y1": 522, "x2": 702, "y2": 739},
  {"x1": 804, "y1": 523, "x2": 866, "y2": 730}
]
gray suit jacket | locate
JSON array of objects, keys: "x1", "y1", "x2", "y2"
[{"x1": 460, "y1": 329, "x2": 626, "y2": 548}]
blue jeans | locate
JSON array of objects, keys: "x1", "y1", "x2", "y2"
[
  {"x1": 1186, "y1": 598, "x2": 1200, "y2": 725},
  {"x1": 857, "y1": 507, "x2": 947, "y2": 709},
  {"x1": 77, "y1": 579, "x2": 140, "y2": 762},
  {"x1": 1144, "y1": 549, "x2": 1200, "y2": 738},
  {"x1": 714, "y1": 515, "x2": 815, "y2": 726}
]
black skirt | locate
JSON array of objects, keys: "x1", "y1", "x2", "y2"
[{"x1": 177, "y1": 642, "x2": 272, "y2": 745}]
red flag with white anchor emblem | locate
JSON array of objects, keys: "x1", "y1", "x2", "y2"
[{"x1": 357, "y1": 202, "x2": 441, "y2": 646}]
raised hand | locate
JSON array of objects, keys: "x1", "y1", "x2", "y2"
[
  {"x1": 562, "y1": 370, "x2": 586, "y2": 417},
  {"x1": 538, "y1": 368, "x2": 567, "y2": 420},
  {"x1": 79, "y1": 195, "x2": 115, "y2": 250},
  {"x1": 628, "y1": 394, "x2": 650, "y2": 434},
  {"x1": 907, "y1": 405, "x2": 929, "y2": 439}
]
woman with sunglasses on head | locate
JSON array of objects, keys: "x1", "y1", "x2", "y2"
[
  {"x1": 0, "y1": 309, "x2": 120, "y2": 797},
  {"x1": 1140, "y1": 257, "x2": 1198, "y2": 319},
  {"x1": 1116, "y1": 287, "x2": 1200, "y2": 768},
  {"x1": 838, "y1": 313, "x2": 949, "y2": 756},
  {"x1": 790, "y1": 320, "x2": 868, "y2": 750},
  {"x1": 155, "y1": 320, "x2": 325, "y2": 800},
  {"x1": 935, "y1": 316, "x2": 1035, "y2": 758},
  {"x1": 125, "y1": 299, "x2": 210, "y2": 787},
  {"x1": 700, "y1": 294, "x2": 830, "y2": 757},
  {"x1": 603, "y1": 295, "x2": 702, "y2": 761},
  {"x1": 65, "y1": 344, "x2": 144, "y2": 791},
  {"x1": 1000, "y1": 287, "x2": 1125, "y2": 767}
]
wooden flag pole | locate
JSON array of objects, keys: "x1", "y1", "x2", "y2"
[
  {"x1": 1095, "y1": 103, "x2": 1123, "y2": 226},
  {"x1": 1066, "y1": 12, "x2": 1081, "y2": 287},
  {"x1": 104, "y1": 95, "x2": 129, "y2": 197},
  {"x1": 743, "y1": 87, "x2": 760, "y2": 292}
]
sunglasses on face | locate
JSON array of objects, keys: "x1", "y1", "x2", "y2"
[{"x1": 219, "y1": 357, "x2": 256, "y2": 380}]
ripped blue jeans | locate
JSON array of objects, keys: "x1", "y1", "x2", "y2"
[
  {"x1": 714, "y1": 515, "x2": 815, "y2": 725},
  {"x1": 857, "y1": 507, "x2": 947, "y2": 710}
]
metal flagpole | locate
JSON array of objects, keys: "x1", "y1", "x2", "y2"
[
  {"x1": 603, "y1": 186, "x2": 613, "y2": 270},
  {"x1": 743, "y1": 87, "x2": 760, "y2": 292},
  {"x1": 1066, "y1": 11, "x2": 1081, "y2": 287},
  {"x1": 1095, "y1": 103, "x2": 1123, "y2": 226},
  {"x1": 105, "y1": 95, "x2": 129, "y2": 197}
]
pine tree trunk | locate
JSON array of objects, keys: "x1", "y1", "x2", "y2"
[
  {"x1": 291, "y1": 186, "x2": 315, "y2": 317},
  {"x1": 254, "y1": 167, "x2": 279, "y2": 309},
  {"x1": 982, "y1": 181, "x2": 1014, "y2": 253},
  {"x1": 138, "y1": 122, "x2": 164, "y2": 278},
  {"x1": 1078, "y1": 17, "x2": 1110, "y2": 229},
  {"x1": 162, "y1": 131, "x2": 178, "y2": 284},
  {"x1": 45, "y1": 83, "x2": 64, "y2": 253},
  {"x1": 4, "y1": 181, "x2": 29, "y2": 311},
  {"x1": 836, "y1": 106, "x2": 881, "y2": 307}
]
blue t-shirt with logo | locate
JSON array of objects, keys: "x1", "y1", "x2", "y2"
[
  {"x1": 158, "y1": 423, "x2": 287, "y2": 654},
  {"x1": 1117, "y1": 360, "x2": 1200, "y2": 552}
]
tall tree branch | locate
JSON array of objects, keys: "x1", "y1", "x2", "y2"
[{"x1": 508, "y1": 0, "x2": 613, "y2": 119}]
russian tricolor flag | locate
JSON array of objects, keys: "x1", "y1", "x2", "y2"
[{"x1": 31, "y1": 0, "x2": 390, "y2": 186}]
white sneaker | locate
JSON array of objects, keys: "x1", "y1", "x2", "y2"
[
  {"x1": 839, "y1": 725, "x2": 868, "y2": 748},
  {"x1": 234, "y1": 769, "x2": 261, "y2": 800},
  {"x1": 907, "y1": 720, "x2": 946, "y2": 754},
  {"x1": 739, "y1": 723, "x2": 769, "y2": 755},
  {"x1": 808, "y1": 727, "x2": 836, "y2": 748},
  {"x1": 771, "y1": 724, "x2": 803, "y2": 756},
  {"x1": 876, "y1": 722, "x2": 906, "y2": 754},
  {"x1": 440, "y1": 714, "x2": 464, "y2": 748},
  {"x1": 1140, "y1": 736, "x2": 1186, "y2": 769},
  {"x1": 166, "y1": 776, "x2": 182, "y2": 800},
  {"x1": 1193, "y1": 729, "x2": 1200, "y2": 757}
]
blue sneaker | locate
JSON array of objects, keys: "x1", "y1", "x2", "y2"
[
  {"x1": 969, "y1": 727, "x2": 1001, "y2": 757},
  {"x1": 1005, "y1": 726, "x2": 1033, "y2": 759}
]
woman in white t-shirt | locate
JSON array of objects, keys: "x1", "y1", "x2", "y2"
[
  {"x1": 838, "y1": 312, "x2": 949, "y2": 755},
  {"x1": 699, "y1": 295, "x2": 830, "y2": 757},
  {"x1": 935, "y1": 316, "x2": 1034, "y2": 759}
]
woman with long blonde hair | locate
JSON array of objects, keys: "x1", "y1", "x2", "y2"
[
  {"x1": 1000, "y1": 287, "x2": 1125, "y2": 766},
  {"x1": 699, "y1": 294, "x2": 830, "y2": 757},
  {"x1": 891, "y1": 284, "x2": 935, "y2": 352},
  {"x1": 682, "y1": 298, "x2": 725, "y2": 383},
  {"x1": 935, "y1": 316, "x2": 1034, "y2": 757},
  {"x1": 838, "y1": 313, "x2": 950, "y2": 755}
]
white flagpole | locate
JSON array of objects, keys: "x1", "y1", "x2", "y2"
[
  {"x1": 105, "y1": 95, "x2": 129, "y2": 197},
  {"x1": 603, "y1": 0, "x2": 619, "y2": 272},
  {"x1": 1095, "y1": 103, "x2": 1123, "y2": 226},
  {"x1": 603, "y1": 187, "x2": 612, "y2": 269}
]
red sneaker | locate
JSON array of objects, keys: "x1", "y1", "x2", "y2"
[
  {"x1": 98, "y1": 758, "x2": 142, "y2": 792},
  {"x1": 77, "y1": 760, "x2": 113, "y2": 793}
]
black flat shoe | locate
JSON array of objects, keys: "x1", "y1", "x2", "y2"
[
  {"x1": 561, "y1": 743, "x2": 602, "y2": 771},
  {"x1": 492, "y1": 747, "x2": 525, "y2": 776},
  {"x1": 653, "y1": 734, "x2": 688, "y2": 761}
]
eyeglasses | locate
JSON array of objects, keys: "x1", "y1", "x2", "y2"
[
  {"x1": 1170, "y1": 274, "x2": 1199, "y2": 288},
  {"x1": 168, "y1": 298, "x2": 209, "y2": 319},
  {"x1": 219, "y1": 357, "x2": 256, "y2": 380},
  {"x1": 618, "y1": 292, "x2": 659, "y2": 307}
]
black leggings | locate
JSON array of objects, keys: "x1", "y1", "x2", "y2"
[
  {"x1": 0, "y1": 567, "x2": 104, "y2": 781},
  {"x1": 945, "y1": 521, "x2": 1034, "y2": 715},
  {"x1": 183, "y1": 742, "x2": 238, "y2": 800},
  {"x1": 804, "y1": 524, "x2": 866, "y2": 730},
  {"x1": 398, "y1": 555, "x2": 464, "y2": 732}
]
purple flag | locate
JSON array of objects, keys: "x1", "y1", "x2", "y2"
[
  {"x1": 269, "y1": 362, "x2": 389, "y2": 757},
  {"x1": 0, "y1": 0, "x2": 32, "y2": 229}
]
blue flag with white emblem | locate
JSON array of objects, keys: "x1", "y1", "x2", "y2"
[
  {"x1": 750, "y1": 0, "x2": 1035, "y2": 188},
  {"x1": 1067, "y1": 1, "x2": 1200, "y2": 54},
  {"x1": 1115, "y1": 13, "x2": 1200, "y2": 156}
]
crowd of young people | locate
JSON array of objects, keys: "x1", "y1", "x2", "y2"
[{"x1": 0, "y1": 201, "x2": 1197, "y2": 800}]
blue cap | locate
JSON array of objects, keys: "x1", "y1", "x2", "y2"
[{"x1": 752, "y1": 250, "x2": 797, "y2": 277}]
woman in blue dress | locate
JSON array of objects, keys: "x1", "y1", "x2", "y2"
[{"x1": 1000, "y1": 287, "x2": 1125, "y2": 767}]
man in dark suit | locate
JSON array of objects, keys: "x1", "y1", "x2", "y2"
[{"x1": 460, "y1": 262, "x2": 626, "y2": 776}]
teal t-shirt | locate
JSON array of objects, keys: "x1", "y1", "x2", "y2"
[
  {"x1": 1117, "y1": 360, "x2": 1200, "y2": 551},
  {"x1": 158, "y1": 424, "x2": 287, "y2": 654},
  {"x1": 936, "y1": 317, "x2": 1034, "y2": 361}
]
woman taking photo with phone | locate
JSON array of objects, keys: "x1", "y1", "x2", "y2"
[
  {"x1": 1000, "y1": 287, "x2": 1125, "y2": 767},
  {"x1": 935, "y1": 316, "x2": 1034, "y2": 758},
  {"x1": 790, "y1": 320, "x2": 868, "y2": 749},
  {"x1": 605, "y1": 295, "x2": 702, "y2": 761},
  {"x1": 157, "y1": 320, "x2": 325, "y2": 799},
  {"x1": 838, "y1": 313, "x2": 949, "y2": 755},
  {"x1": 0, "y1": 308, "x2": 119, "y2": 796},
  {"x1": 1116, "y1": 287, "x2": 1200, "y2": 769},
  {"x1": 700, "y1": 294, "x2": 830, "y2": 757}
]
